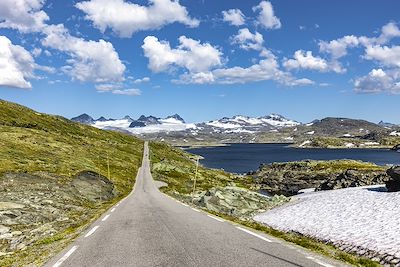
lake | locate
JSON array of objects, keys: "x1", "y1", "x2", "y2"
[{"x1": 185, "y1": 143, "x2": 400, "y2": 174}]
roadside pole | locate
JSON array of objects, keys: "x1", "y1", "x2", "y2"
[
  {"x1": 107, "y1": 152, "x2": 110, "y2": 179},
  {"x1": 192, "y1": 157, "x2": 199, "y2": 198}
]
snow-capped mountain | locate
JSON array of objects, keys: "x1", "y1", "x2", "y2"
[
  {"x1": 71, "y1": 113, "x2": 299, "y2": 136},
  {"x1": 204, "y1": 114, "x2": 299, "y2": 130}
]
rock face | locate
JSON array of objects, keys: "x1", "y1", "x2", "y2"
[
  {"x1": 0, "y1": 171, "x2": 116, "y2": 256},
  {"x1": 251, "y1": 160, "x2": 387, "y2": 196},
  {"x1": 386, "y1": 166, "x2": 400, "y2": 192},
  {"x1": 71, "y1": 114, "x2": 94, "y2": 124},
  {"x1": 317, "y1": 170, "x2": 389, "y2": 191},
  {"x1": 192, "y1": 186, "x2": 288, "y2": 218},
  {"x1": 71, "y1": 171, "x2": 116, "y2": 201}
]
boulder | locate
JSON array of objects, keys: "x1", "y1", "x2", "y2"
[
  {"x1": 192, "y1": 186, "x2": 288, "y2": 219},
  {"x1": 386, "y1": 166, "x2": 400, "y2": 192},
  {"x1": 317, "y1": 170, "x2": 389, "y2": 191}
]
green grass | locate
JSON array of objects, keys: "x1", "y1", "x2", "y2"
[
  {"x1": 0, "y1": 99, "x2": 144, "y2": 266},
  {"x1": 0, "y1": 99, "x2": 143, "y2": 195},
  {"x1": 149, "y1": 141, "x2": 253, "y2": 194}
]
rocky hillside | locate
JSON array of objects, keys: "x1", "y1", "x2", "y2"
[
  {"x1": 0, "y1": 99, "x2": 143, "y2": 266},
  {"x1": 250, "y1": 160, "x2": 388, "y2": 196}
]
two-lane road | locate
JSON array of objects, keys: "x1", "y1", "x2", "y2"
[{"x1": 45, "y1": 142, "x2": 347, "y2": 267}]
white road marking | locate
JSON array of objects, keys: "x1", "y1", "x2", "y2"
[
  {"x1": 192, "y1": 208, "x2": 201, "y2": 212},
  {"x1": 52, "y1": 245, "x2": 78, "y2": 267},
  {"x1": 116, "y1": 203, "x2": 120, "y2": 207},
  {"x1": 306, "y1": 256, "x2": 335, "y2": 267},
  {"x1": 111, "y1": 208, "x2": 116, "y2": 212},
  {"x1": 84, "y1": 226, "x2": 99, "y2": 238},
  {"x1": 181, "y1": 203, "x2": 189, "y2": 207},
  {"x1": 207, "y1": 215, "x2": 224, "y2": 222},
  {"x1": 236, "y1": 227, "x2": 272, "y2": 243},
  {"x1": 102, "y1": 214, "x2": 110, "y2": 222}
]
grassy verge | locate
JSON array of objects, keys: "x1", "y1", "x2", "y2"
[
  {"x1": 149, "y1": 141, "x2": 381, "y2": 267},
  {"x1": 0, "y1": 99, "x2": 143, "y2": 266}
]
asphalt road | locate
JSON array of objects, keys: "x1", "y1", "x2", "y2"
[{"x1": 45, "y1": 142, "x2": 347, "y2": 267}]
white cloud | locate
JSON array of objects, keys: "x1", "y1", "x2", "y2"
[
  {"x1": 364, "y1": 45, "x2": 400, "y2": 68},
  {"x1": 0, "y1": 0, "x2": 48, "y2": 33},
  {"x1": 112, "y1": 88, "x2": 141, "y2": 95},
  {"x1": 252, "y1": 1, "x2": 281, "y2": 30},
  {"x1": 319, "y1": 35, "x2": 360, "y2": 59},
  {"x1": 95, "y1": 83, "x2": 141, "y2": 95},
  {"x1": 354, "y1": 68, "x2": 400, "y2": 94},
  {"x1": 142, "y1": 35, "x2": 222, "y2": 73},
  {"x1": 319, "y1": 23, "x2": 400, "y2": 60},
  {"x1": 75, "y1": 0, "x2": 199, "y2": 38},
  {"x1": 0, "y1": 35, "x2": 35, "y2": 88},
  {"x1": 232, "y1": 28, "x2": 264, "y2": 51},
  {"x1": 42, "y1": 24, "x2": 125, "y2": 83},
  {"x1": 32, "y1": 47, "x2": 42, "y2": 57},
  {"x1": 177, "y1": 51, "x2": 313, "y2": 86},
  {"x1": 222, "y1": 9, "x2": 245, "y2": 26},
  {"x1": 283, "y1": 50, "x2": 345, "y2": 73},
  {"x1": 133, "y1": 77, "x2": 150, "y2": 84}
]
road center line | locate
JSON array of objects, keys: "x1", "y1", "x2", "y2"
[
  {"x1": 207, "y1": 214, "x2": 224, "y2": 222},
  {"x1": 84, "y1": 226, "x2": 99, "y2": 238},
  {"x1": 101, "y1": 215, "x2": 110, "y2": 222},
  {"x1": 52, "y1": 245, "x2": 78, "y2": 267},
  {"x1": 236, "y1": 227, "x2": 272, "y2": 243},
  {"x1": 111, "y1": 208, "x2": 116, "y2": 212}
]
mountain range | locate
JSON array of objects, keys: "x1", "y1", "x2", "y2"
[{"x1": 71, "y1": 113, "x2": 400, "y2": 147}]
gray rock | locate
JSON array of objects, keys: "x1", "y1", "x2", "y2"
[
  {"x1": 386, "y1": 166, "x2": 400, "y2": 192},
  {"x1": 192, "y1": 186, "x2": 289, "y2": 218},
  {"x1": 0, "y1": 225, "x2": 10, "y2": 235}
]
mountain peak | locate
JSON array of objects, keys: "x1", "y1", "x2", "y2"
[
  {"x1": 71, "y1": 114, "x2": 94, "y2": 124},
  {"x1": 165, "y1": 114, "x2": 185, "y2": 123}
]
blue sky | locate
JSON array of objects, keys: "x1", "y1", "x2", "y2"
[{"x1": 0, "y1": 0, "x2": 399, "y2": 123}]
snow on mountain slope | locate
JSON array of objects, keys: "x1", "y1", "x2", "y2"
[
  {"x1": 73, "y1": 113, "x2": 299, "y2": 135},
  {"x1": 205, "y1": 114, "x2": 299, "y2": 130}
]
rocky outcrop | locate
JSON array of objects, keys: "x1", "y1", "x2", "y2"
[
  {"x1": 385, "y1": 166, "x2": 400, "y2": 192},
  {"x1": 250, "y1": 160, "x2": 387, "y2": 196},
  {"x1": 317, "y1": 170, "x2": 389, "y2": 191},
  {"x1": 0, "y1": 171, "x2": 116, "y2": 258},
  {"x1": 191, "y1": 186, "x2": 288, "y2": 219},
  {"x1": 391, "y1": 144, "x2": 400, "y2": 151}
]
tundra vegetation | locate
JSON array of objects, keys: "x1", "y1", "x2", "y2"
[{"x1": 0, "y1": 99, "x2": 143, "y2": 266}]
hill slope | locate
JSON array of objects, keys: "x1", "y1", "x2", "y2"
[{"x1": 0, "y1": 99, "x2": 143, "y2": 266}]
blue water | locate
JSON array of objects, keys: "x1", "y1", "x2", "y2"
[{"x1": 185, "y1": 143, "x2": 400, "y2": 174}]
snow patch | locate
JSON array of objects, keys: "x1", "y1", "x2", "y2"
[{"x1": 254, "y1": 185, "x2": 400, "y2": 259}]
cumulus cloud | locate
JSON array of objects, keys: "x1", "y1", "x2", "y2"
[
  {"x1": 133, "y1": 77, "x2": 150, "y2": 84},
  {"x1": 75, "y1": 0, "x2": 199, "y2": 38},
  {"x1": 283, "y1": 50, "x2": 345, "y2": 73},
  {"x1": 177, "y1": 50, "x2": 313, "y2": 86},
  {"x1": 364, "y1": 45, "x2": 400, "y2": 68},
  {"x1": 231, "y1": 28, "x2": 264, "y2": 51},
  {"x1": 354, "y1": 68, "x2": 400, "y2": 94},
  {"x1": 252, "y1": 1, "x2": 281, "y2": 30},
  {"x1": 0, "y1": 35, "x2": 36, "y2": 88},
  {"x1": 0, "y1": 0, "x2": 48, "y2": 33},
  {"x1": 222, "y1": 9, "x2": 245, "y2": 26},
  {"x1": 142, "y1": 35, "x2": 223, "y2": 73},
  {"x1": 42, "y1": 24, "x2": 125, "y2": 83},
  {"x1": 319, "y1": 35, "x2": 360, "y2": 59},
  {"x1": 95, "y1": 83, "x2": 141, "y2": 95}
]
